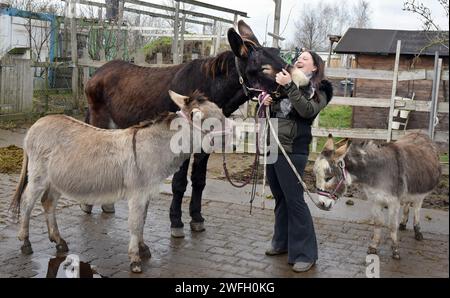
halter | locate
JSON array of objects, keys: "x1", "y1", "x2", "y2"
[
  {"x1": 176, "y1": 109, "x2": 234, "y2": 145},
  {"x1": 234, "y1": 57, "x2": 265, "y2": 97},
  {"x1": 316, "y1": 160, "x2": 347, "y2": 201},
  {"x1": 235, "y1": 57, "x2": 291, "y2": 102}
]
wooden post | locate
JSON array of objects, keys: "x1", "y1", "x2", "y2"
[
  {"x1": 179, "y1": 15, "x2": 186, "y2": 63},
  {"x1": 116, "y1": 0, "x2": 124, "y2": 59},
  {"x1": 156, "y1": 52, "x2": 163, "y2": 65},
  {"x1": 386, "y1": 40, "x2": 401, "y2": 142},
  {"x1": 82, "y1": 48, "x2": 90, "y2": 95},
  {"x1": 21, "y1": 58, "x2": 33, "y2": 112},
  {"x1": 172, "y1": 1, "x2": 180, "y2": 64},
  {"x1": 327, "y1": 43, "x2": 332, "y2": 67},
  {"x1": 210, "y1": 20, "x2": 217, "y2": 56},
  {"x1": 272, "y1": 0, "x2": 282, "y2": 48},
  {"x1": 97, "y1": 7, "x2": 103, "y2": 60},
  {"x1": 428, "y1": 53, "x2": 443, "y2": 140},
  {"x1": 64, "y1": 17, "x2": 69, "y2": 58},
  {"x1": 69, "y1": 0, "x2": 79, "y2": 111},
  {"x1": 311, "y1": 116, "x2": 319, "y2": 152},
  {"x1": 214, "y1": 21, "x2": 222, "y2": 55},
  {"x1": 44, "y1": 62, "x2": 49, "y2": 113},
  {"x1": 133, "y1": 14, "x2": 141, "y2": 55},
  {"x1": 134, "y1": 50, "x2": 145, "y2": 64}
]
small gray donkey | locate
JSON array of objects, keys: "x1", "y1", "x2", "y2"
[
  {"x1": 10, "y1": 90, "x2": 232, "y2": 273},
  {"x1": 313, "y1": 133, "x2": 441, "y2": 260}
]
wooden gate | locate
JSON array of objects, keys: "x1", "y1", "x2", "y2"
[{"x1": 0, "y1": 54, "x2": 33, "y2": 114}]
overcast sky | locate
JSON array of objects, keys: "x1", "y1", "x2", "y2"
[
  {"x1": 6, "y1": 0, "x2": 447, "y2": 48},
  {"x1": 165, "y1": 0, "x2": 449, "y2": 46}
]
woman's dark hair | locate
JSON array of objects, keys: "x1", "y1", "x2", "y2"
[{"x1": 304, "y1": 50, "x2": 325, "y2": 89}]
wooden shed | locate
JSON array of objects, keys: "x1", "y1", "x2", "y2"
[{"x1": 334, "y1": 28, "x2": 449, "y2": 133}]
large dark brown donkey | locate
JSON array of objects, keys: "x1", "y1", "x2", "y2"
[{"x1": 84, "y1": 21, "x2": 289, "y2": 237}]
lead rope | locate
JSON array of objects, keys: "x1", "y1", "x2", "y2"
[
  {"x1": 264, "y1": 106, "x2": 330, "y2": 211},
  {"x1": 261, "y1": 106, "x2": 269, "y2": 210}
]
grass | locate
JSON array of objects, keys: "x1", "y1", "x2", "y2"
[
  {"x1": 312, "y1": 105, "x2": 352, "y2": 152},
  {"x1": 319, "y1": 105, "x2": 352, "y2": 128}
]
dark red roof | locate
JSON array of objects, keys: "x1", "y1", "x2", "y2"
[{"x1": 334, "y1": 28, "x2": 449, "y2": 56}]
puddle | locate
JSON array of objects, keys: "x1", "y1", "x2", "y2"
[{"x1": 32, "y1": 254, "x2": 105, "y2": 278}]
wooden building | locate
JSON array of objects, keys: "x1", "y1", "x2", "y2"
[{"x1": 334, "y1": 28, "x2": 449, "y2": 132}]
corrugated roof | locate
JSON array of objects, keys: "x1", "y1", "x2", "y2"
[{"x1": 334, "y1": 28, "x2": 449, "y2": 56}]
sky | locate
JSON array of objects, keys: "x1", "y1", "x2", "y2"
[
  {"x1": 4, "y1": 0, "x2": 447, "y2": 48},
  {"x1": 164, "y1": 0, "x2": 449, "y2": 46}
]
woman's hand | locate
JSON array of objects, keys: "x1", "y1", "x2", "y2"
[
  {"x1": 262, "y1": 94, "x2": 273, "y2": 106},
  {"x1": 275, "y1": 69, "x2": 292, "y2": 86}
]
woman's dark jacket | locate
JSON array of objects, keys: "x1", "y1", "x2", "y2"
[{"x1": 270, "y1": 79, "x2": 333, "y2": 154}]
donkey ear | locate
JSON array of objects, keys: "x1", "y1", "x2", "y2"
[
  {"x1": 334, "y1": 138, "x2": 349, "y2": 148},
  {"x1": 169, "y1": 90, "x2": 190, "y2": 109},
  {"x1": 322, "y1": 133, "x2": 334, "y2": 155},
  {"x1": 334, "y1": 140, "x2": 351, "y2": 159},
  {"x1": 227, "y1": 28, "x2": 248, "y2": 58},
  {"x1": 237, "y1": 20, "x2": 261, "y2": 47}
]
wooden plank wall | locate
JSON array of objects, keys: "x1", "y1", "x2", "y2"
[{"x1": 352, "y1": 54, "x2": 449, "y2": 131}]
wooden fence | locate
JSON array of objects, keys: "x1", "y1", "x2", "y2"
[{"x1": 0, "y1": 55, "x2": 33, "y2": 114}]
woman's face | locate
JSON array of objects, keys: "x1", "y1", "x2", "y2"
[{"x1": 295, "y1": 52, "x2": 317, "y2": 75}]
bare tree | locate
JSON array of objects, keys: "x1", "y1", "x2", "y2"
[
  {"x1": 293, "y1": 3, "x2": 340, "y2": 51},
  {"x1": 351, "y1": 0, "x2": 371, "y2": 28},
  {"x1": 403, "y1": 0, "x2": 449, "y2": 50},
  {"x1": 293, "y1": 5, "x2": 323, "y2": 51},
  {"x1": 332, "y1": 3, "x2": 351, "y2": 35},
  {"x1": 293, "y1": 1, "x2": 372, "y2": 51}
]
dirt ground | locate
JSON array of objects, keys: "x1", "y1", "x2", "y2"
[{"x1": 207, "y1": 153, "x2": 449, "y2": 211}]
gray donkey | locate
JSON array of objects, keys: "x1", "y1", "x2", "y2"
[
  {"x1": 313, "y1": 133, "x2": 441, "y2": 259},
  {"x1": 10, "y1": 90, "x2": 232, "y2": 273}
]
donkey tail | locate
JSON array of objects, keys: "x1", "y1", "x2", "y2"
[
  {"x1": 10, "y1": 152, "x2": 28, "y2": 217},
  {"x1": 84, "y1": 107, "x2": 91, "y2": 124}
]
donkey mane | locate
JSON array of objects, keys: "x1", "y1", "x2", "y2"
[
  {"x1": 201, "y1": 51, "x2": 233, "y2": 79},
  {"x1": 130, "y1": 112, "x2": 177, "y2": 130},
  {"x1": 344, "y1": 132, "x2": 441, "y2": 195}
]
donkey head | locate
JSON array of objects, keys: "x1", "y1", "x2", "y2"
[
  {"x1": 313, "y1": 134, "x2": 352, "y2": 210},
  {"x1": 228, "y1": 21, "x2": 289, "y2": 95},
  {"x1": 169, "y1": 90, "x2": 236, "y2": 151},
  {"x1": 169, "y1": 89, "x2": 228, "y2": 124}
]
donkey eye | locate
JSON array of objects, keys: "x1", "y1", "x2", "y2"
[{"x1": 325, "y1": 176, "x2": 333, "y2": 182}]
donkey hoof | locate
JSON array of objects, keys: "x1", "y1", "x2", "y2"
[
  {"x1": 80, "y1": 204, "x2": 93, "y2": 214},
  {"x1": 130, "y1": 262, "x2": 142, "y2": 273},
  {"x1": 367, "y1": 247, "x2": 377, "y2": 255},
  {"x1": 190, "y1": 221, "x2": 205, "y2": 232},
  {"x1": 101, "y1": 204, "x2": 115, "y2": 213},
  {"x1": 21, "y1": 242, "x2": 33, "y2": 255},
  {"x1": 56, "y1": 240, "x2": 69, "y2": 253},
  {"x1": 399, "y1": 223, "x2": 407, "y2": 231},
  {"x1": 171, "y1": 227, "x2": 185, "y2": 238},
  {"x1": 415, "y1": 232, "x2": 424, "y2": 241},
  {"x1": 139, "y1": 245, "x2": 152, "y2": 259},
  {"x1": 392, "y1": 252, "x2": 401, "y2": 260}
]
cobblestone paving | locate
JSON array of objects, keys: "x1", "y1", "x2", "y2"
[{"x1": 0, "y1": 190, "x2": 448, "y2": 278}]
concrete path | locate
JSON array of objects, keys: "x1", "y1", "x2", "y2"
[
  {"x1": 0, "y1": 128, "x2": 448, "y2": 278},
  {"x1": 0, "y1": 177, "x2": 448, "y2": 278}
]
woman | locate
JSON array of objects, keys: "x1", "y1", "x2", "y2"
[{"x1": 262, "y1": 50, "x2": 333, "y2": 272}]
